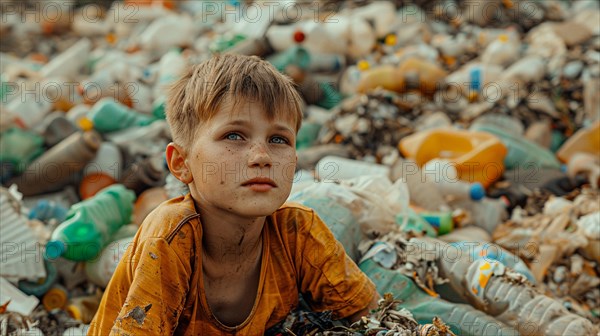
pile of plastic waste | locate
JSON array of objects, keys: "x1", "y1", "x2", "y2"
[{"x1": 1, "y1": 0, "x2": 599, "y2": 335}]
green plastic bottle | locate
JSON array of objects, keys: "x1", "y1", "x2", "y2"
[
  {"x1": 359, "y1": 259, "x2": 519, "y2": 336},
  {"x1": 88, "y1": 98, "x2": 154, "y2": 133},
  {"x1": 0, "y1": 128, "x2": 45, "y2": 176},
  {"x1": 45, "y1": 184, "x2": 136, "y2": 261}
]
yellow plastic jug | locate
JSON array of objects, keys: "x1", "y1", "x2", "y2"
[{"x1": 398, "y1": 128, "x2": 507, "y2": 188}]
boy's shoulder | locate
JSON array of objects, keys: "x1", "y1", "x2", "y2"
[{"x1": 137, "y1": 194, "x2": 200, "y2": 242}]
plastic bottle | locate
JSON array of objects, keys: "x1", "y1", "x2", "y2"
[
  {"x1": 80, "y1": 142, "x2": 122, "y2": 200},
  {"x1": 268, "y1": 45, "x2": 345, "y2": 74},
  {"x1": 398, "y1": 128, "x2": 508, "y2": 188},
  {"x1": 359, "y1": 259, "x2": 519, "y2": 336},
  {"x1": 28, "y1": 200, "x2": 68, "y2": 223},
  {"x1": 39, "y1": 38, "x2": 91, "y2": 79},
  {"x1": 85, "y1": 236, "x2": 134, "y2": 288},
  {"x1": 434, "y1": 242, "x2": 598, "y2": 335},
  {"x1": 418, "y1": 211, "x2": 454, "y2": 235},
  {"x1": 45, "y1": 184, "x2": 136, "y2": 262},
  {"x1": 389, "y1": 158, "x2": 449, "y2": 212},
  {"x1": 0, "y1": 128, "x2": 44, "y2": 177},
  {"x1": 88, "y1": 98, "x2": 155, "y2": 133},
  {"x1": 315, "y1": 156, "x2": 390, "y2": 181},
  {"x1": 422, "y1": 159, "x2": 486, "y2": 202},
  {"x1": 120, "y1": 155, "x2": 166, "y2": 195},
  {"x1": 395, "y1": 208, "x2": 438, "y2": 238},
  {"x1": 9, "y1": 130, "x2": 102, "y2": 196},
  {"x1": 66, "y1": 291, "x2": 103, "y2": 324},
  {"x1": 469, "y1": 122, "x2": 561, "y2": 170},
  {"x1": 556, "y1": 120, "x2": 600, "y2": 163},
  {"x1": 450, "y1": 242, "x2": 536, "y2": 283}
]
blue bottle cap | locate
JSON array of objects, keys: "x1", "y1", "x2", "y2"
[
  {"x1": 45, "y1": 240, "x2": 66, "y2": 260},
  {"x1": 470, "y1": 182, "x2": 485, "y2": 201}
]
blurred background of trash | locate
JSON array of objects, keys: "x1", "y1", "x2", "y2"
[{"x1": 1, "y1": 0, "x2": 599, "y2": 334}]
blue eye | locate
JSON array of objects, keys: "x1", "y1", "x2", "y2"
[
  {"x1": 271, "y1": 136, "x2": 289, "y2": 144},
  {"x1": 225, "y1": 133, "x2": 243, "y2": 140}
]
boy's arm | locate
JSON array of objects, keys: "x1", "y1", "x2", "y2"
[
  {"x1": 295, "y1": 210, "x2": 380, "y2": 320},
  {"x1": 91, "y1": 237, "x2": 192, "y2": 335}
]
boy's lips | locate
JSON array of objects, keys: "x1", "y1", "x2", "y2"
[{"x1": 241, "y1": 177, "x2": 277, "y2": 190}]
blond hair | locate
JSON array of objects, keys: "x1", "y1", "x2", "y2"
[{"x1": 166, "y1": 54, "x2": 303, "y2": 149}]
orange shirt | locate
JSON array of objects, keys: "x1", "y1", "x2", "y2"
[{"x1": 88, "y1": 194, "x2": 377, "y2": 335}]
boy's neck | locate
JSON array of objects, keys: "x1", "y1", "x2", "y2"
[{"x1": 198, "y1": 204, "x2": 266, "y2": 263}]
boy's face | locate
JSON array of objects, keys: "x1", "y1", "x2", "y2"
[{"x1": 181, "y1": 99, "x2": 298, "y2": 217}]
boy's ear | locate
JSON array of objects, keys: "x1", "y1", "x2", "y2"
[{"x1": 166, "y1": 142, "x2": 193, "y2": 184}]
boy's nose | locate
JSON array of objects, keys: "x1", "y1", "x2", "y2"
[{"x1": 248, "y1": 143, "x2": 272, "y2": 167}]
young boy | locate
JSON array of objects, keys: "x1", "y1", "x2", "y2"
[{"x1": 88, "y1": 54, "x2": 379, "y2": 335}]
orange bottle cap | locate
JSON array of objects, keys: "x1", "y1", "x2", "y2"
[{"x1": 78, "y1": 117, "x2": 94, "y2": 131}]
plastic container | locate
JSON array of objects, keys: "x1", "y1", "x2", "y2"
[
  {"x1": 45, "y1": 184, "x2": 136, "y2": 261},
  {"x1": 469, "y1": 122, "x2": 561, "y2": 170},
  {"x1": 359, "y1": 259, "x2": 518, "y2": 336},
  {"x1": 422, "y1": 159, "x2": 486, "y2": 201},
  {"x1": 450, "y1": 242, "x2": 535, "y2": 283},
  {"x1": 399, "y1": 128, "x2": 508, "y2": 188},
  {"x1": 418, "y1": 211, "x2": 454, "y2": 235},
  {"x1": 395, "y1": 208, "x2": 438, "y2": 238},
  {"x1": 0, "y1": 128, "x2": 44, "y2": 176},
  {"x1": 80, "y1": 142, "x2": 122, "y2": 199},
  {"x1": 85, "y1": 236, "x2": 134, "y2": 288},
  {"x1": 436, "y1": 248, "x2": 597, "y2": 335},
  {"x1": 88, "y1": 98, "x2": 155, "y2": 133},
  {"x1": 390, "y1": 158, "x2": 449, "y2": 212},
  {"x1": 556, "y1": 120, "x2": 600, "y2": 163},
  {"x1": 9, "y1": 130, "x2": 102, "y2": 196},
  {"x1": 470, "y1": 114, "x2": 524, "y2": 138},
  {"x1": 315, "y1": 156, "x2": 390, "y2": 181},
  {"x1": 268, "y1": 45, "x2": 345, "y2": 73}
]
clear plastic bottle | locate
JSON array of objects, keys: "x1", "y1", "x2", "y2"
[
  {"x1": 45, "y1": 184, "x2": 136, "y2": 261},
  {"x1": 422, "y1": 159, "x2": 486, "y2": 202}
]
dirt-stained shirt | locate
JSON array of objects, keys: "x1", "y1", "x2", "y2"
[{"x1": 88, "y1": 193, "x2": 377, "y2": 335}]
